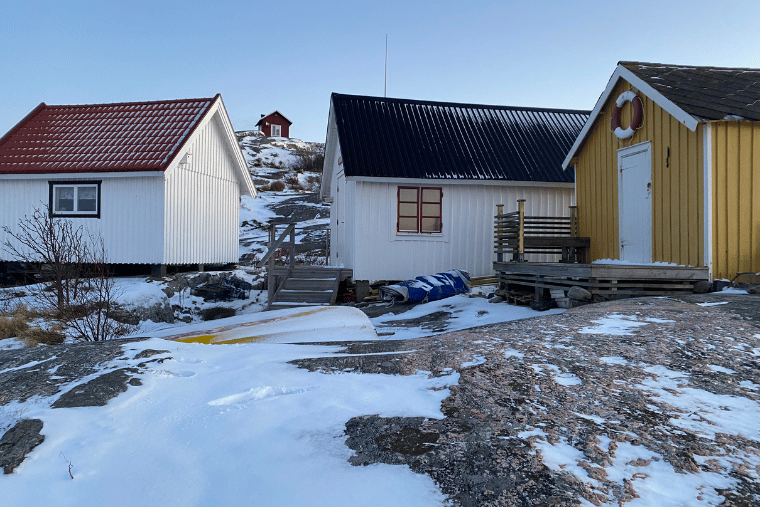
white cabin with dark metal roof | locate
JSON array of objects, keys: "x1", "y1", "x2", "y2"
[
  {"x1": 0, "y1": 95, "x2": 255, "y2": 272},
  {"x1": 321, "y1": 93, "x2": 589, "y2": 282}
]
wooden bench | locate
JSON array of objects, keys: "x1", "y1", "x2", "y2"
[{"x1": 523, "y1": 236, "x2": 590, "y2": 263}]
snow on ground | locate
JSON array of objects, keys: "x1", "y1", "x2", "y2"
[
  {"x1": 3, "y1": 291, "x2": 760, "y2": 505},
  {"x1": 2, "y1": 335, "x2": 454, "y2": 506},
  {"x1": 0, "y1": 279, "x2": 570, "y2": 506},
  {"x1": 369, "y1": 292, "x2": 565, "y2": 340}
]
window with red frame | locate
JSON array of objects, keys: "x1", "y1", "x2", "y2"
[{"x1": 397, "y1": 186, "x2": 442, "y2": 233}]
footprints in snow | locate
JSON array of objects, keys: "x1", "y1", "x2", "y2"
[{"x1": 208, "y1": 385, "x2": 319, "y2": 406}]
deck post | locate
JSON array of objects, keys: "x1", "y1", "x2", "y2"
[
  {"x1": 289, "y1": 225, "x2": 296, "y2": 268},
  {"x1": 517, "y1": 199, "x2": 525, "y2": 262},
  {"x1": 569, "y1": 206, "x2": 578, "y2": 237},
  {"x1": 496, "y1": 204, "x2": 504, "y2": 262},
  {"x1": 267, "y1": 226, "x2": 275, "y2": 309}
]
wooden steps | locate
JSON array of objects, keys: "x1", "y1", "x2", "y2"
[{"x1": 268, "y1": 267, "x2": 351, "y2": 310}]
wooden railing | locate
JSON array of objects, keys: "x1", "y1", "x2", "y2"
[
  {"x1": 494, "y1": 199, "x2": 589, "y2": 263},
  {"x1": 257, "y1": 221, "x2": 296, "y2": 307}
]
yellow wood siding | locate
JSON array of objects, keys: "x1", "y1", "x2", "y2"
[
  {"x1": 574, "y1": 80, "x2": 704, "y2": 267},
  {"x1": 711, "y1": 121, "x2": 760, "y2": 279}
]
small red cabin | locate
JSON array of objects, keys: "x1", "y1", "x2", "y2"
[{"x1": 255, "y1": 111, "x2": 292, "y2": 138}]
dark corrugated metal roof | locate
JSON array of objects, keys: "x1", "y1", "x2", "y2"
[
  {"x1": 331, "y1": 93, "x2": 589, "y2": 183},
  {"x1": 621, "y1": 62, "x2": 760, "y2": 121},
  {"x1": 0, "y1": 96, "x2": 217, "y2": 174}
]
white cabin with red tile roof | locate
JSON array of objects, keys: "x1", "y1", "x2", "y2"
[{"x1": 0, "y1": 95, "x2": 255, "y2": 268}]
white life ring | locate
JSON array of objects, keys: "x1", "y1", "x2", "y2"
[{"x1": 610, "y1": 90, "x2": 644, "y2": 140}]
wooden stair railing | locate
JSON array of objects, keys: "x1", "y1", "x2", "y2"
[{"x1": 257, "y1": 222, "x2": 347, "y2": 310}]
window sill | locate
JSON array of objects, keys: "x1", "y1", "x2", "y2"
[{"x1": 394, "y1": 232, "x2": 447, "y2": 242}]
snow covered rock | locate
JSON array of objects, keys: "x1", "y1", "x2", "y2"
[{"x1": 114, "y1": 282, "x2": 174, "y2": 324}]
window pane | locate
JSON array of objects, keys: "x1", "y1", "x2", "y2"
[
  {"x1": 54, "y1": 186, "x2": 75, "y2": 212},
  {"x1": 398, "y1": 217, "x2": 418, "y2": 232},
  {"x1": 421, "y1": 217, "x2": 441, "y2": 233},
  {"x1": 399, "y1": 188, "x2": 418, "y2": 202},
  {"x1": 421, "y1": 203, "x2": 440, "y2": 217},
  {"x1": 421, "y1": 188, "x2": 441, "y2": 203},
  {"x1": 78, "y1": 186, "x2": 97, "y2": 212},
  {"x1": 399, "y1": 203, "x2": 418, "y2": 217}
]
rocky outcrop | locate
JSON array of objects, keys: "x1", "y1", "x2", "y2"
[{"x1": 0, "y1": 419, "x2": 44, "y2": 474}]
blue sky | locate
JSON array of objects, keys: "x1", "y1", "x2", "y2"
[{"x1": 2, "y1": 0, "x2": 759, "y2": 143}]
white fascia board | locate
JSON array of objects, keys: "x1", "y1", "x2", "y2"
[
  {"x1": 0, "y1": 171, "x2": 164, "y2": 180},
  {"x1": 320, "y1": 101, "x2": 338, "y2": 201},
  {"x1": 347, "y1": 176, "x2": 574, "y2": 189},
  {"x1": 260, "y1": 110, "x2": 293, "y2": 125},
  {"x1": 166, "y1": 96, "x2": 256, "y2": 197},
  {"x1": 214, "y1": 96, "x2": 256, "y2": 197},
  {"x1": 562, "y1": 65, "x2": 700, "y2": 169},
  {"x1": 703, "y1": 123, "x2": 713, "y2": 279}
]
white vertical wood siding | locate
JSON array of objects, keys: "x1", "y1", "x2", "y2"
[
  {"x1": 344, "y1": 181, "x2": 574, "y2": 281},
  {"x1": 163, "y1": 112, "x2": 240, "y2": 265},
  {"x1": 0, "y1": 176, "x2": 165, "y2": 264},
  {"x1": 328, "y1": 142, "x2": 346, "y2": 267}
]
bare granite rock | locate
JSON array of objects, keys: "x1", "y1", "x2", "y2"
[
  {"x1": 0, "y1": 419, "x2": 44, "y2": 474},
  {"x1": 294, "y1": 295, "x2": 760, "y2": 506}
]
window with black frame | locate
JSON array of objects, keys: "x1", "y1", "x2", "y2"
[{"x1": 49, "y1": 181, "x2": 101, "y2": 218}]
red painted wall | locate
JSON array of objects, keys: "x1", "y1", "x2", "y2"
[{"x1": 260, "y1": 112, "x2": 291, "y2": 138}]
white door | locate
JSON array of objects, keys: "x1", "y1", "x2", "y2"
[{"x1": 618, "y1": 142, "x2": 652, "y2": 263}]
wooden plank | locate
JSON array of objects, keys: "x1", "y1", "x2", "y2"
[
  {"x1": 277, "y1": 291, "x2": 333, "y2": 303},
  {"x1": 589, "y1": 264, "x2": 708, "y2": 280},
  {"x1": 282, "y1": 279, "x2": 337, "y2": 291},
  {"x1": 329, "y1": 275, "x2": 341, "y2": 306},
  {"x1": 523, "y1": 237, "x2": 590, "y2": 248}
]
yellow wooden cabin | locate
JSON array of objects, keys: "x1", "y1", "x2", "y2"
[{"x1": 563, "y1": 61, "x2": 760, "y2": 282}]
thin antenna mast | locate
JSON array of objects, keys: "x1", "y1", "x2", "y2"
[{"x1": 384, "y1": 34, "x2": 388, "y2": 97}]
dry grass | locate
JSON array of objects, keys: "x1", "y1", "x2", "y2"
[
  {"x1": 269, "y1": 180, "x2": 286, "y2": 192},
  {"x1": 18, "y1": 325, "x2": 66, "y2": 347},
  {"x1": 0, "y1": 304, "x2": 32, "y2": 340}
]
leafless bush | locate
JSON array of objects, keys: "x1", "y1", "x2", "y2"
[
  {"x1": 285, "y1": 174, "x2": 305, "y2": 191},
  {"x1": 62, "y1": 237, "x2": 133, "y2": 342},
  {"x1": 292, "y1": 150, "x2": 325, "y2": 174},
  {"x1": 270, "y1": 180, "x2": 286, "y2": 192},
  {"x1": 3, "y1": 207, "x2": 86, "y2": 314},
  {"x1": 2, "y1": 206, "x2": 133, "y2": 341}
]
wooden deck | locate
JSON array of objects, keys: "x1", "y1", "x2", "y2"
[
  {"x1": 494, "y1": 261, "x2": 709, "y2": 299},
  {"x1": 492, "y1": 200, "x2": 709, "y2": 300}
]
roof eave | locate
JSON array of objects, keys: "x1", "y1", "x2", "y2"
[
  {"x1": 0, "y1": 102, "x2": 46, "y2": 149},
  {"x1": 562, "y1": 64, "x2": 700, "y2": 169},
  {"x1": 320, "y1": 98, "x2": 338, "y2": 201},
  {"x1": 260, "y1": 110, "x2": 293, "y2": 125}
]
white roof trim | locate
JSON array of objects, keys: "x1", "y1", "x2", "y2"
[
  {"x1": 347, "y1": 176, "x2": 574, "y2": 189},
  {"x1": 0, "y1": 171, "x2": 164, "y2": 180},
  {"x1": 320, "y1": 101, "x2": 339, "y2": 201},
  {"x1": 166, "y1": 96, "x2": 256, "y2": 197},
  {"x1": 562, "y1": 64, "x2": 701, "y2": 169},
  {"x1": 256, "y1": 110, "x2": 293, "y2": 125}
]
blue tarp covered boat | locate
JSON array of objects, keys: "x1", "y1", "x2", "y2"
[{"x1": 378, "y1": 270, "x2": 471, "y2": 304}]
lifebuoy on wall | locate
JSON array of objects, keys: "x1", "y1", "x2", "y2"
[{"x1": 610, "y1": 90, "x2": 644, "y2": 139}]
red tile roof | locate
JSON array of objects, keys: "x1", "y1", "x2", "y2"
[{"x1": 0, "y1": 96, "x2": 218, "y2": 174}]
